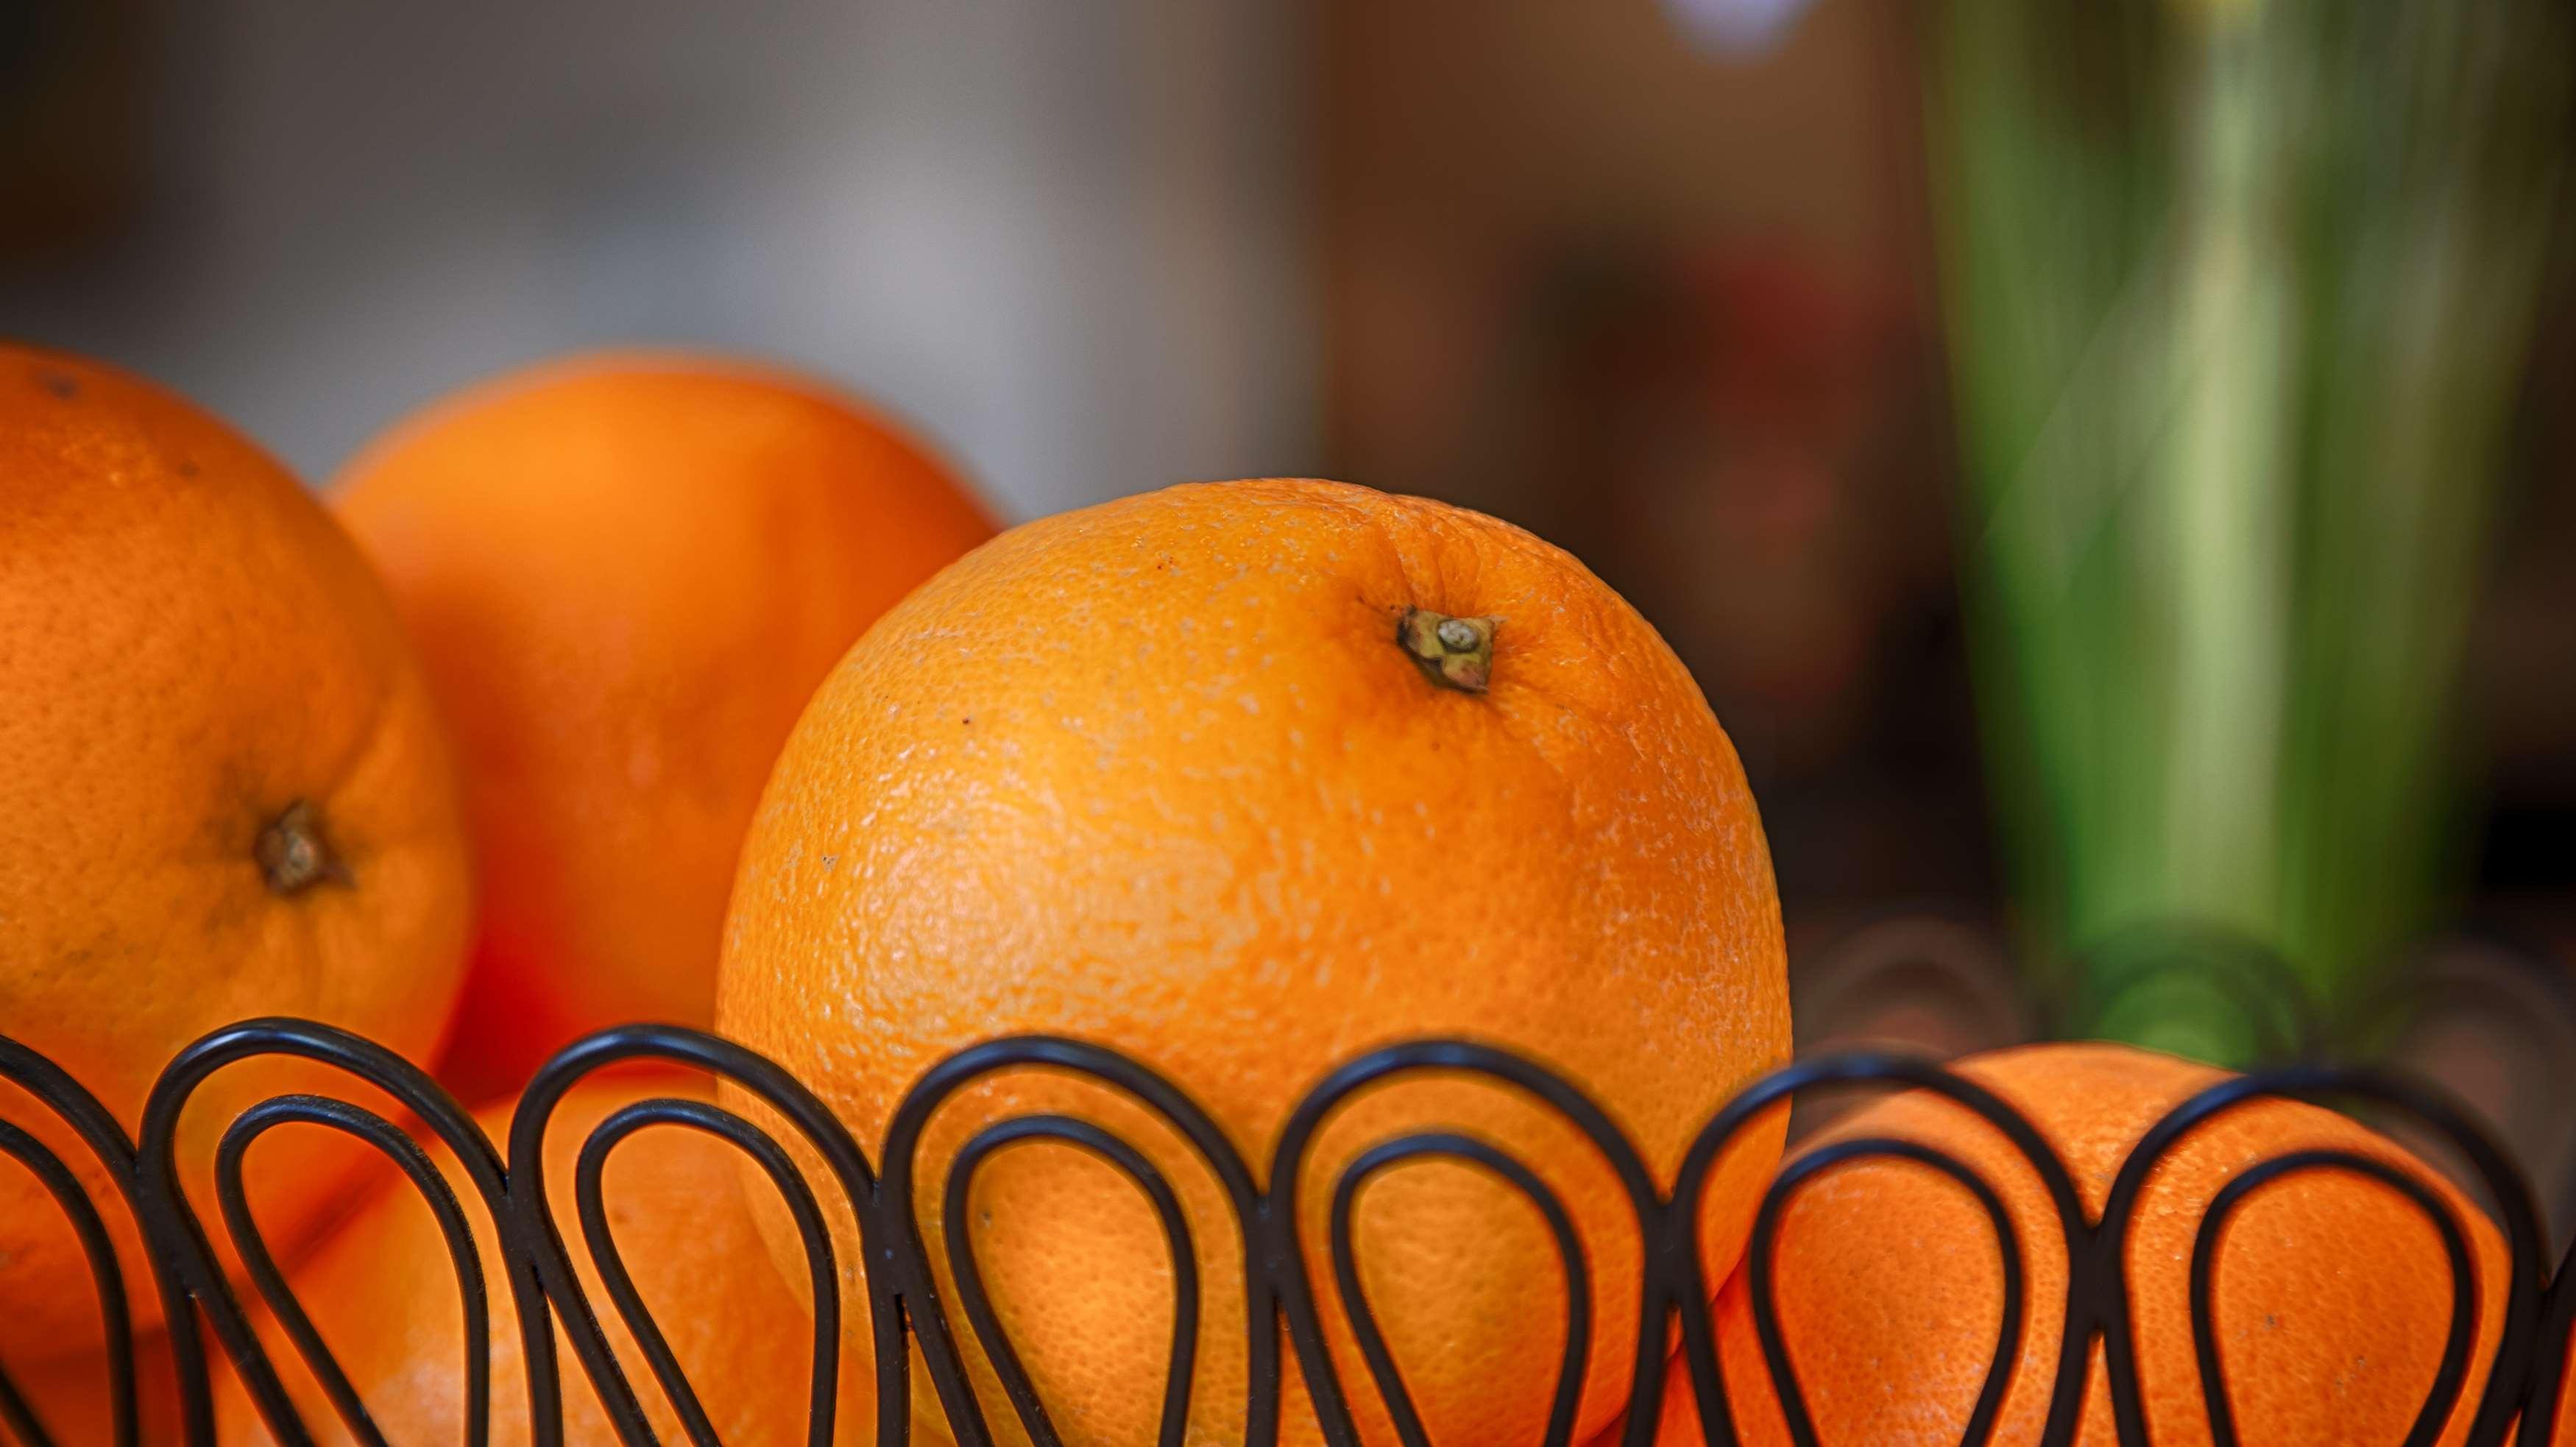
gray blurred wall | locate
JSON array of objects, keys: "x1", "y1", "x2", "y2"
[{"x1": 2, "y1": 1, "x2": 1317, "y2": 519}]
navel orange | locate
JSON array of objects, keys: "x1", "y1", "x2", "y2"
[
  {"x1": 333, "y1": 353, "x2": 995, "y2": 1100},
  {"x1": 716, "y1": 478, "x2": 1790, "y2": 1445},
  {"x1": 1616, "y1": 1041, "x2": 2511, "y2": 1446},
  {"x1": 219, "y1": 1068, "x2": 866, "y2": 1445},
  {"x1": 1, "y1": 344, "x2": 472, "y2": 1368}
]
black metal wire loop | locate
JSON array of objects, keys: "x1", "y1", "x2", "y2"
[
  {"x1": 1271, "y1": 1039, "x2": 1665, "y2": 1447},
  {"x1": 132, "y1": 1017, "x2": 528, "y2": 1447},
  {"x1": 213, "y1": 1094, "x2": 492, "y2": 1447},
  {"x1": 1662, "y1": 1051, "x2": 2084, "y2": 1447},
  {"x1": 941, "y1": 1113, "x2": 1200, "y2": 1447},
  {"x1": 880, "y1": 1033, "x2": 1263, "y2": 1447},
  {"x1": 0, "y1": 1009, "x2": 2566, "y2": 1447},
  {"x1": 2095, "y1": 1064, "x2": 2550, "y2": 1447},
  {"x1": 1327, "y1": 1131, "x2": 1593, "y2": 1447},
  {"x1": 0, "y1": 1033, "x2": 175, "y2": 1444},
  {"x1": 1738, "y1": 1136, "x2": 2026, "y2": 1447},
  {"x1": 0, "y1": 1119, "x2": 135, "y2": 1447},
  {"x1": 573, "y1": 1095, "x2": 843, "y2": 1447},
  {"x1": 2053, "y1": 923, "x2": 2324, "y2": 1063},
  {"x1": 2184, "y1": 1150, "x2": 2477, "y2": 1447},
  {"x1": 510, "y1": 1023, "x2": 888, "y2": 1447}
]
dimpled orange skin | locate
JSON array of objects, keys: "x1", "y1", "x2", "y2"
[
  {"x1": 716, "y1": 478, "x2": 1791, "y2": 1446},
  {"x1": 331, "y1": 353, "x2": 995, "y2": 1100},
  {"x1": 1610, "y1": 1043, "x2": 2511, "y2": 1447},
  {"x1": 0, "y1": 344, "x2": 471, "y2": 1368},
  {"x1": 219, "y1": 1069, "x2": 869, "y2": 1446}
]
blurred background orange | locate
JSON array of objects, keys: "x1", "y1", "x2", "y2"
[{"x1": 6, "y1": 0, "x2": 2572, "y2": 1226}]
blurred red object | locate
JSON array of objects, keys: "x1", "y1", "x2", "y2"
[{"x1": 1473, "y1": 243, "x2": 1953, "y2": 780}]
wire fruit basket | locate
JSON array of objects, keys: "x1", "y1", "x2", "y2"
[{"x1": 6, "y1": 988, "x2": 2576, "y2": 1447}]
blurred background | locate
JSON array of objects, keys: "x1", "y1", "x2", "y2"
[{"x1": 6, "y1": 1, "x2": 2572, "y2": 1223}]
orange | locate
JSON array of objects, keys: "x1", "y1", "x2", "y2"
[
  {"x1": 716, "y1": 478, "x2": 1791, "y2": 1446},
  {"x1": 1615, "y1": 1041, "x2": 2512, "y2": 1446},
  {"x1": 1, "y1": 344, "x2": 472, "y2": 1369},
  {"x1": 2555, "y1": 1354, "x2": 2576, "y2": 1446},
  {"x1": 2559, "y1": 1345, "x2": 2575, "y2": 1445},
  {"x1": 2, "y1": 1329, "x2": 183, "y2": 1445},
  {"x1": 333, "y1": 353, "x2": 995, "y2": 1100},
  {"x1": 219, "y1": 1067, "x2": 868, "y2": 1445}
]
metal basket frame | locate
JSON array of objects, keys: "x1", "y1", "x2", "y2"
[{"x1": 4, "y1": 1010, "x2": 2574, "y2": 1447}]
